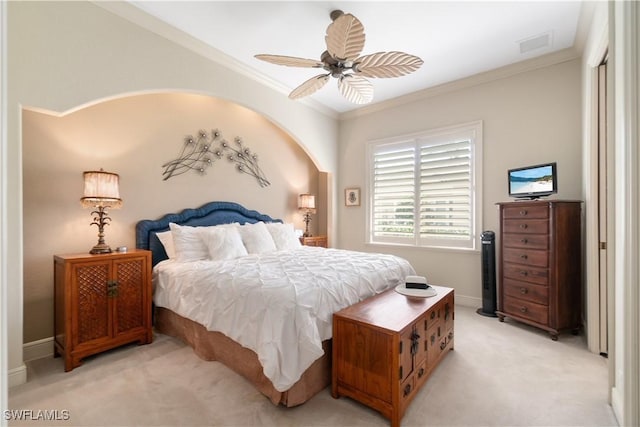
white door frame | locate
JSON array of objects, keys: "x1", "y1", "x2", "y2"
[
  {"x1": 584, "y1": 4, "x2": 609, "y2": 356},
  {"x1": 611, "y1": 1, "x2": 640, "y2": 425},
  {"x1": 1, "y1": 0, "x2": 8, "y2": 423}
]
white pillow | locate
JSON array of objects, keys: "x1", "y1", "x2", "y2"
[
  {"x1": 238, "y1": 222, "x2": 277, "y2": 254},
  {"x1": 169, "y1": 223, "x2": 209, "y2": 262},
  {"x1": 266, "y1": 223, "x2": 302, "y2": 251},
  {"x1": 201, "y1": 226, "x2": 248, "y2": 261},
  {"x1": 156, "y1": 230, "x2": 176, "y2": 259}
]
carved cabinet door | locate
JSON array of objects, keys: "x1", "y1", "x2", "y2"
[{"x1": 72, "y1": 260, "x2": 112, "y2": 348}]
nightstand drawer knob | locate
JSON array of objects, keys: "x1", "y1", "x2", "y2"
[
  {"x1": 520, "y1": 224, "x2": 528, "y2": 230},
  {"x1": 520, "y1": 210, "x2": 528, "y2": 216},
  {"x1": 106, "y1": 280, "x2": 119, "y2": 298},
  {"x1": 520, "y1": 287, "x2": 528, "y2": 294},
  {"x1": 520, "y1": 306, "x2": 528, "y2": 313}
]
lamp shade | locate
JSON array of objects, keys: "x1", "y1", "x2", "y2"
[
  {"x1": 298, "y1": 193, "x2": 316, "y2": 210},
  {"x1": 81, "y1": 169, "x2": 122, "y2": 208}
]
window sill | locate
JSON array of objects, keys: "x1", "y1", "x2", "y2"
[{"x1": 366, "y1": 241, "x2": 481, "y2": 254}]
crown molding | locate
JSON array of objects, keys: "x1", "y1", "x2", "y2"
[
  {"x1": 339, "y1": 47, "x2": 581, "y2": 121},
  {"x1": 95, "y1": 2, "x2": 581, "y2": 123},
  {"x1": 92, "y1": 2, "x2": 339, "y2": 119},
  {"x1": 573, "y1": 0, "x2": 597, "y2": 55}
]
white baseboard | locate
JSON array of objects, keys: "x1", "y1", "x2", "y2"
[
  {"x1": 8, "y1": 364, "x2": 27, "y2": 388},
  {"x1": 611, "y1": 386, "x2": 623, "y2": 425},
  {"x1": 455, "y1": 294, "x2": 481, "y2": 308},
  {"x1": 23, "y1": 336, "x2": 54, "y2": 362}
]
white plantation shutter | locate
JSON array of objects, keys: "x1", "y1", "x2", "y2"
[
  {"x1": 419, "y1": 139, "x2": 472, "y2": 243},
  {"x1": 368, "y1": 122, "x2": 482, "y2": 250},
  {"x1": 371, "y1": 142, "x2": 416, "y2": 242}
]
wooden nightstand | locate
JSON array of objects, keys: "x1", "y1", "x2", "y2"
[
  {"x1": 299, "y1": 235, "x2": 328, "y2": 248},
  {"x1": 53, "y1": 249, "x2": 153, "y2": 371}
]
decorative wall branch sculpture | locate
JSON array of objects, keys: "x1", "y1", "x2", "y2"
[{"x1": 162, "y1": 129, "x2": 270, "y2": 187}]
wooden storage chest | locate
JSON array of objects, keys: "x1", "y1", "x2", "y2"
[{"x1": 332, "y1": 286, "x2": 454, "y2": 427}]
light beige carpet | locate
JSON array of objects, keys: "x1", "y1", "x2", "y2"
[{"x1": 9, "y1": 306, "x2": 618, "y2": 426}]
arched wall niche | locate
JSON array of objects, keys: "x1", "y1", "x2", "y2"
[
  {"x1": 21, "y1": 91, "x2": 325, "y2": 343},
  {"x1": 27, "y1": 89, "x2": 327, "y2": 171},
  {"x1": 6, "y1": 0, "x2": 338, "y2": 381}
]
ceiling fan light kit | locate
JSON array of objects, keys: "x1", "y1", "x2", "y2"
[{"x1": 255, "y1": 10, "x2": 423, "y2": 105}]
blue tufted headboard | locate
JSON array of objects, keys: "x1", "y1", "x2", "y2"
[{"x1": 135, "y1": 201, "x2": 282, "y2": 266}]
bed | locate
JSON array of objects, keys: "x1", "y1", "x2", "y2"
[{"x1": 136, "y1": 201, "x2": 415, "y2": 406}]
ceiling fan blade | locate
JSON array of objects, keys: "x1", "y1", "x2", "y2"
[
  {"x1": 325, "y1": 13, "x2": 365, "y2": 61},
  {"x1": 354, "y1": 51, "x2": 424, "y2": 78},
  {"x1": 289, "y1": 74, "x2": 331, "y2": 99},
  {"x1": 338, "y1": 74, "x2": 373, "y2": 104},
  {"x1": 255, "y1": 54, "x2": 324, "y2": 68}
]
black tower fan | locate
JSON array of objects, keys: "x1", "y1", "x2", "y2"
[{"x1": 477, "y1": 230, "x2": 498, "y2": 317}]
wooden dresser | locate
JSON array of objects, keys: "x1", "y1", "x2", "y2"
[
  {"x1": 54, "y1": 250, "x2": 153, "y2": 371},
  {"x1": 332, "y1": 286, "x2": 454, "y2": 427},
  {"x1": 496, "y1": 200, "x2": 582, "y2": 340}
]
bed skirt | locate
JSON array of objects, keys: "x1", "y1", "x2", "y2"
[{"x1": 154, "y1": 307, "x2": 332, "y2": 407}]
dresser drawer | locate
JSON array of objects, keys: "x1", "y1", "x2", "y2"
[
  {"x1": 503, "y1": 278, "x2": 548, "y2": 305},
  {"x1": 503, "y1": 248, "x2": 548, "y2": 268},
  {"x1": 502, "y1": 204, "x2": 549, "y2": 219},
  {"x1": 503, "y1": 295, "x2": 548, "y2": 325},
  {"x1": 503, "y1": 263, "x2": 548, "y2": 285},
  {"x1": 503, "y1": 219, "x2": 548, "y2": 234},
  {"x1": 502, "y1": 233, "x2": 548, "y2": 250}
]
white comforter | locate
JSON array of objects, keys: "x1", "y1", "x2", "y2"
[{"x1": 153, "y1": 246, "x2": 415, "y2": 392}]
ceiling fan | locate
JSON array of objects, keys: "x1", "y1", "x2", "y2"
[{"x1": 255, "y1": 10, "x2": 423, "y2": 105}]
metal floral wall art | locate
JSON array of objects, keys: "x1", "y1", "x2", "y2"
[{"x1": 162, "y1": 128, "x2": 270, "y2": 187}]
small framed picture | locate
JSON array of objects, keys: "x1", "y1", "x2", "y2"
[{"x1": 345, "y1": 187, "x2": 361, "y2": 206}]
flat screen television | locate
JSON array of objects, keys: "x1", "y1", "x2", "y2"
[{"x1": 508, "y1": 162, "x2": 557, "y2": 199}]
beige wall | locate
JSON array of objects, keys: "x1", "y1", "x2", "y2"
[
  {"x1": 6, "y1": 0, "x2": 582, "y2": 380},
  {"x1": 7, "y1": 1, "x2": 337, "y2": 380},
  {"x1": 337, "y1": 59, "x2": 583, "y2": 305},
  {"x1": 22, "y1": 92, "x2": 320, "y2": 342}
]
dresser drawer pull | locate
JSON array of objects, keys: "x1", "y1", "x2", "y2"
[
  {"x1": 519, "y1": 271, "x2": 529, "y2": 277},
  {"x1": 520, "y1": 287, "x2": 528, "y2": 294},
  {"x1": 520, "y1": 306, "x2": 528, "y2": 313},
  {"x1": 418, "y1": 367, "x2": 425, "y2": 378},
  {"x1": 430, "y1": 311, "x2": 436, "y2": 320},
  {"x1": 519, "y1": 210, "x2": 528, "y2": 216},
  {"x1": 403, "y1": 384, "x2": 412, "y2": 397},
  {"x1": 520, "y1": 254, "x2": 528, "y2": 260},
  {"x1": 440, "y1": 341, "x2": 446, "y2": 350},
  {"x1": 519, "y1": 224, "x2": 528, "y2": 230},
  {"x1": 521, "y1": 238, "x2": 528, "y2": 244}
]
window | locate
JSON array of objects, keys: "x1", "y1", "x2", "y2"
[{"x1": 368, "y1": 121, "x2": 482, "y2": 250}]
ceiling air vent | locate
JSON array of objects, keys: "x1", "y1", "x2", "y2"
[{"x1": 518, "y1": 31, "x2": 552, "y2": 54}]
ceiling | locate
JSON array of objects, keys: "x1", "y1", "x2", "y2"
[{"x1": 128, "y1": 1, "x2": 584, "y2": 114}]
